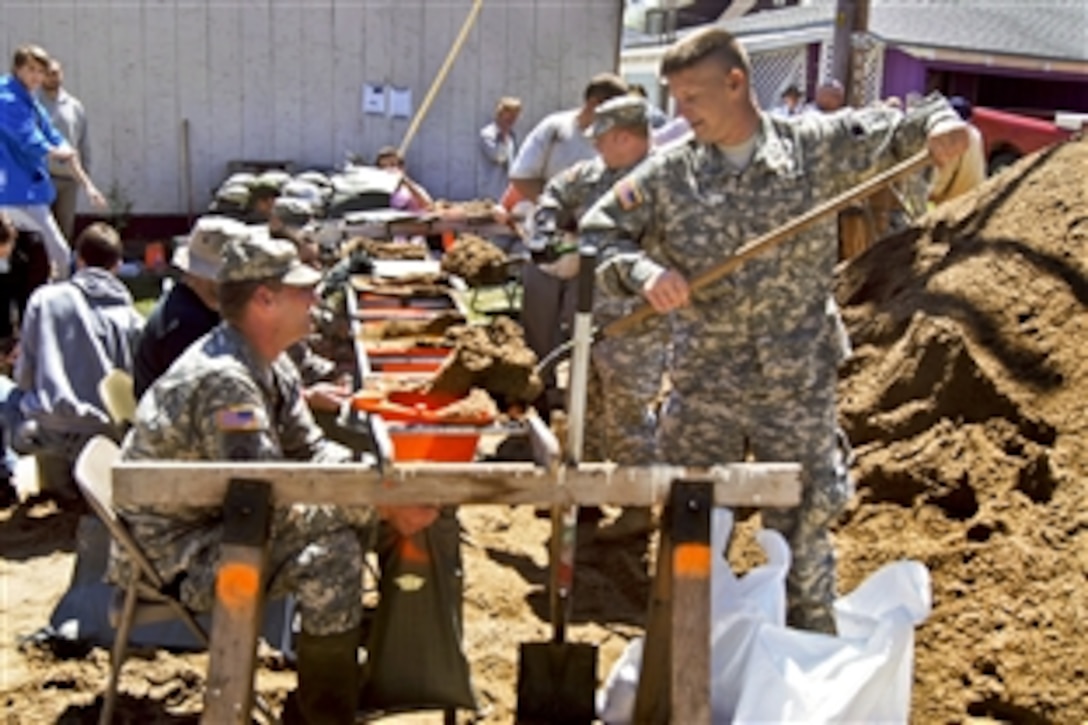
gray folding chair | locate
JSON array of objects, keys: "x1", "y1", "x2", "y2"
[{"x1": 73, "y1": 436, "x2": 273, "y2": 724}]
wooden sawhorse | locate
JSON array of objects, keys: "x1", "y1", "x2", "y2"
[{"x1": 113, "y1": 437, "x2": 799, "y2": 723}]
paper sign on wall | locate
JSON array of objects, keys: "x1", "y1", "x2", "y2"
[
  {"x1": 389, "y1": 87, "x2": 412, "y2": 119},
  {"x1": 362, "y1": 83, "x2": 386, "y2": 115}
]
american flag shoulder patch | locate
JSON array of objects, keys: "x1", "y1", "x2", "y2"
[
  {"x1": 214, "y1": 405, "x2": 265, "y2": 432},
  {"x1": 614, "y1": 178, "x2": 644, "y2": 210}
]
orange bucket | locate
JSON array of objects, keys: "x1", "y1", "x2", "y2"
[{"x1": 351, "y1": 390, "x2": 493, "y2": 462}]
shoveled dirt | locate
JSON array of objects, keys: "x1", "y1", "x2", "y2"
[
  {"x1": 345, "y1": 236, "x2": 430, "y2": 261},
  {"x1": 440, "y1": 234, "x2": 511, "y2": 287},
  {"x1": 829, "y1": 136, "x2": 1088, "y2": 722},
  {"x1": 427, "y1": 316, "x2": 543, "y2": 405},
  {"x1": 3, "y1": 138, "x2": 1086, "y2": 724},
  {"x1": 359, "y1": 311, "x2": 466, "y2": 342}
]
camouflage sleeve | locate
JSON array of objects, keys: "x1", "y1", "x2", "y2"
[
  {"x1": 538, "y1": 162, "x2": 587, "y2": 233},
  {"x1": 579, "y1": 160, "x2": 667, "y2": 298},
  {"x1": 272, "y1": 358, "x2": 353, "y2": 464},
  {"x1": 807, "y1": 92, "x2": 961, "y2": 194}
]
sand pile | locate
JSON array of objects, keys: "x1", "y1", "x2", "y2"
[{"x1": 832, "y1": 136, "x2": 1088, "y2": 722}]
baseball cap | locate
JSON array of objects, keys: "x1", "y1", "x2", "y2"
[
  {"x1": 585, "y1": 96, "x2": 651, "y2": 138},
  {"x1": 173, "y1": 216, "x2": 246, "y2": 280},
  {"x1": 218, "y1": 228, "x2": 322, "y2": 287}
]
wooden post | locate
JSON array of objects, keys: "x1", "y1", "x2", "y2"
[
  {"x1": 668, "y1": 480, "x2": 712, "y2": 724},
  {"x1": 633, "y1": 518, "x2": 673, "y2": 724},
  {"x1": 202, "y1": 479, "x2": 271, "y2": 725}
]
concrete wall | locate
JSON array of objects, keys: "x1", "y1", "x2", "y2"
[{"x1": 1, "y1": 0, "x2": 622, "y2": 215}]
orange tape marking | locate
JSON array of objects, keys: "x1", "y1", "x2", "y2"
[
  {"x1": 673, "y1": 543, "x2": 711, "y2": 578},
  {"x1": 216, "y1": 563, "x2": 261, "y2": 610}
]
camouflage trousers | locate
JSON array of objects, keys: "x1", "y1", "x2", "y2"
[
  {"x1": 582, "y1": 310, "x2": 669, "y2": 465},
  {"x1": 661, "y1": 346, "x2": 852, "y2": 634},
  {"x1": 118, "y1": 504, "x2": 374, "y2": 636}
]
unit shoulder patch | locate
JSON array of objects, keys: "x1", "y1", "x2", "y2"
[
  {"x1": 214, "y1": 404, "x2": 267, "y2": 432},
  {"x1": 613, "y1": 178, "x2": 645, "y2": 210}
]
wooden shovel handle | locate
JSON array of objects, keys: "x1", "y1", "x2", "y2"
[{"x1": 602, "y1": 150, "x2": 932, "y2": 338}]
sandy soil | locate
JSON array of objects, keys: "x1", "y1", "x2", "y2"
[{"x1": 2, "y1": 137, "x2": 1086, "y2": 723}]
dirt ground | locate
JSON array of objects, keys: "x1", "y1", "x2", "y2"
[{"x1": 3, "y1": 137, "x2": 1087, "y2": 723}]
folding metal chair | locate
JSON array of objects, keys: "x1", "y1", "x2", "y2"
[{"x1": 73, "y1": 436, "x2": 273, "y2": 724}]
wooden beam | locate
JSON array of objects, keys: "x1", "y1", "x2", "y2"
[{"x1": 112, "y1": 461, "x2": 801, "y2": 509}]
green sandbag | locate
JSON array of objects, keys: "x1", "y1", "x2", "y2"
[{"x1": 358, "y1": 509, "x2": 476, "y2": 713}]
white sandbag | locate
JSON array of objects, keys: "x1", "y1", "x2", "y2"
[
  {"x1": 596, "y1": 637, "x2": 643, "y2": 724},
  {"x1": 733, "y1": 561, "x2": 931, "y2": 724},
  {"x1": 597, "y1": 508, "x2": 932, "y2": 724},
  {"x1": 710, "y1": 509, "x2": 791, "y2": 721},
  {"x1": 598, "y1": 510, "x2": 791, "y2": 724}
]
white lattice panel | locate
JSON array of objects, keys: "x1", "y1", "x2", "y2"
[{"x1": 750, "y1": 46, "x2": 808, "y2": 109}]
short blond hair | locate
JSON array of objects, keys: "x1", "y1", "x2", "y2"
[{"x1": 496, "y1": 96, "x2": 522, "y2": 113}]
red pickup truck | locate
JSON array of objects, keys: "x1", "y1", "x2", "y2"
[{"x1": 970, "y1": 106, "x2": 1077, "y2": 174}]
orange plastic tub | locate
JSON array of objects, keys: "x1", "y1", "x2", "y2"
[
  {"x1": 351, "y1": 390, "x2": 493, "y2": 462},
  {"x1": 365, "y1": 347, "x2": 452, "y2": 373}
]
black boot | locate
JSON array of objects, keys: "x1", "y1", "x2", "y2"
[{"x1": 283, "y1": 630, "x2": 360, "y2": 724}]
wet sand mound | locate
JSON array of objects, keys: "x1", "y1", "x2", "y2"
[{"x1": 833, "y1": 137, "x2": 1088, "y2": 722}]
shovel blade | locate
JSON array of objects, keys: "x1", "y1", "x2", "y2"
[{"x1": 516, "y1": 641, "x2": 598, "y2": 724}]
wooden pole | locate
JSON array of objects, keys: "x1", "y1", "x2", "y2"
[{"x1": 398, "y1": 0, "x2": 485, "y2": 157}]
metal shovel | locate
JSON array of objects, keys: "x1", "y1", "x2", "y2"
[{"x1": 516, "y1": 247, "x2": 599, "y2": 724}]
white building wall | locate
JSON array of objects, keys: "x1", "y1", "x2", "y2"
[{"x1": 1, "y1": 0, "x2": 622, "y2": 216}]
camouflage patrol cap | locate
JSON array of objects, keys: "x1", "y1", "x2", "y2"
[
  {"x1": 586, "y1": 96, "x2": 651, "y2": 138},
  {"x1": 215, "y1": 182, "x2": 251, "y2": 207},
  {"x1": 271, "y1": 196, "x2": 315, "y2": 228},
  {"x1": 173, "y1": 215, "x2": 247, "y2": 280},
  {"x1": 218, "y1": 228, "x2": 322, "y2": 287},
  {"x1": 252, "y1": 170, "x2": 291, "y2": 192}
]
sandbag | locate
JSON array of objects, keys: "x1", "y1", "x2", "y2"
[
  {"x1": 358, "y1": 510, "x2": 476, "y2": 713},
  {"x1": 597, "y1": 509, "x2": 932, "y2": 724}
]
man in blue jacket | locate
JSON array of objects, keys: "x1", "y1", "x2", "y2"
[{"x1": 0, "y1": 44, "x2": 104, "y2": 281}]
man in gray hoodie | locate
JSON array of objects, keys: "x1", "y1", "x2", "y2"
[{"x1": 10, "y1": 221, "x2": 143, "y2": 503}]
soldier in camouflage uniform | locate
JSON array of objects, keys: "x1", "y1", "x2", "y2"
[
  {"x1": 580, "y1": 28, "x2": 968, "y2": 632},
  {"x1": 114, "y1": 231, "x2": 437, "y2": 723},
  {"x1": 534, "y1": 96, "x2": 665, "y2": 538}
]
